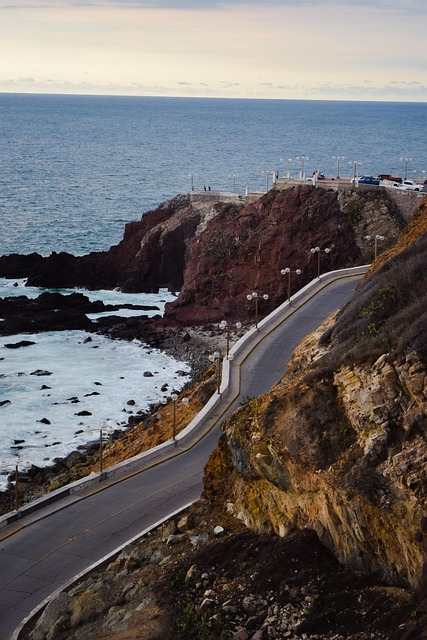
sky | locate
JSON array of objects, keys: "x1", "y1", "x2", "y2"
[{"x1": 0, "y1": 0, "x2": 426, "y2": 102}]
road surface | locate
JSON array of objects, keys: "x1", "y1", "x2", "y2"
[{"x1": 0, "y1": 274, "x2": 362, "y2": 640}]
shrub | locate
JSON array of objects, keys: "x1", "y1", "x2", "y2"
[{"x1": 313, "y1": 232, "x2": 427, "y2": 372}]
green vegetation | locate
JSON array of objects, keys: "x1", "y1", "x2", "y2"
[
  {"x1": 203, "y1": 236, "x2": 238, "y2": 260},
  {"x1": 358, "y1": 285, "x2": 395, "y2": 319},
  {"x1": 212, "y1": 271, "x2": 232, "y2": 283},
  {"x1": 176, "y1": 603, "x2": 232, "y2": 639}
]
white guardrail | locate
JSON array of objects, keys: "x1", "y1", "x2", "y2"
[{"x1": 1, "y1": 264, "x2": 370, "y2": 532}]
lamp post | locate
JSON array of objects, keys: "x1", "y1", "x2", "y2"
[
  {"x1": 161, "y1": 394, "x2": 189, "y2": 443},
  {"x1": 262, "y1": 170, "x2": 274, "y2": 192},
  {"x1": 14, "y1": 455, "x2": 22, "y2": 512},
  {"x1": 188, "y1": 173, "x2": 196, "y2": 191},
  {"x1": 219, "y1": 319, "x2": 242, "y2": 356},
  {"x1": 296, "y1": 156, "x2": 309, "y2": 180},
  {"x1": 209, "y1": 351, "x2": 222, "y2": 393},
  {"x1": 365, "y1": 234, "x2": 385, "y2": 260},
  {"x1": 333, "y1": 155, "x2": 345, "y2": 179},
  {"x1": 400, "y1": 157, "x2": 412, "y2": 180},
  {"x1": 231, "y1": 174, "x2": 239, "y2": 192},
  {"x1": 310, "y1": 246, "x2": 331, "y2": 277},
  {"x1": 86, "y1": 422, "x2": 114, "y2": 475},
  {"x1": 280, "y1": 267, "x2": 302, "y2": 303},
  {"x1": 100, "y1": 422, "x2": 114, "y2": 474},
  {"x1": 349, "y1": 160, "x2": 362, "y2": 183},
  {"x1": 280, "y1": 158, "x2": 293, "y2": 180},
  {"x1": 246, "y1": 292, "x2": 269, "y2": 328}
]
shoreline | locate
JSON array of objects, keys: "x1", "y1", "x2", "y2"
[{"x1": 0, "y1": 323, "x2": 235, "y2": 516}]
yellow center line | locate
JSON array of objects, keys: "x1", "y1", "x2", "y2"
[{"x1": 0, "y1": 470, "x2": 203, "y2": 591}]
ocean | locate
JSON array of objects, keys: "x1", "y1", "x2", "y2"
[
  {"x1": 1, "y1": 94, "x2": 425, "y2": 256},
  {"x1": 0, "y1": 94, "x2": 426, "y2": 492},
  {"x1": 0, "y1": 279, "x2": 190, "y2": 491}
]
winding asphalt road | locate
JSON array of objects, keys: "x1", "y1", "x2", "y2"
[{"x1": 0, "y1": 271, "x2": 364, "y2": 639}]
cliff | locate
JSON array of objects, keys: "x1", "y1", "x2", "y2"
[
  {"x1": 164, "y1": 185, "x2": 405, "y2": 324},
  {"x1": 0, "y1": 195, "x2": 200, "y2": 293},
  {"x1": 0, "y1": 186, "x2": 406, "y2": 326},
  {"x1": 204, "y1": 198, "x2": 427, "y2": 591}
]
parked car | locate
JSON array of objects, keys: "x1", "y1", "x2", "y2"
[
  {"x1": 394, "y1": 180, "x2": 424, "y2": 192},
  {"x1": 358, "y1": 176, "x2": 381, "y2": 185},
  {"x1": 378, "y1": 174, "x2": 402, "y2": 183}
]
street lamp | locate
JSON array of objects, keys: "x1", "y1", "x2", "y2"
[
  {"x1": 208, "y1": 351, "x2": 222, "y2": 393},
  {"x1": 161, "y1": 394, "x2": 189, "y2": 443},
  {"x1": 349, "y1": 160, "x2": 362, "y2": 182},
  {"x1": 310, "y1": 246, "x2": 331, "y2": 277},
  {"x1": 230, "y1": 174, "x2": 239, "y2": 192},
  {"x1": 262, "y1": 170, "x2": 274, "y2": 192},
  {"x1": 400, "y1": 157, "x2": 412, "y2": 180},
  {"x1": 280, "y1": 158, "x2": 293, "y2": 180},
  {"x1": 365, "y1": 234, "x2": 385, "y2": 260},
  {"x1": 332, "y1": 155, "x2": 345, "y2": 179},
  {"x1": 86, "y1": 422, "x2": 114, "y2": 475},
  {"x1": 14, "y1": 455, "x2": 22, "y2": 512},
  {"x1": 297, "y1": 156, "x2": 309, "y2": 180},
  {"x1": 219, "y1": 319, "x2": 242, "y2": 356},
  {"x1": 188, "y1": 173, "x2": 196, "y2": 191},
  {"x1": 280, "y1": 267, "x2": 302, "y2": 303},
  {"x1": 246, "y1": 291, "x2": 269, "y2": 328}
]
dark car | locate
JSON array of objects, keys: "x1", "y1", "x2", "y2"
[{"x1": 358, "y1": 176, "x2": 381, "y2": 185}]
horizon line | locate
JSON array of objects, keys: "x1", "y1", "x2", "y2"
[{"x1": 0, "y1": 91, "x2": 426, "y2": 105}]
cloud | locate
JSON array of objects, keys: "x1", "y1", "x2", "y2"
[
  {"x1": 0, "y1": 0, "x2": 424, "y2": 102},
  {"x1": 1, "y1": 0, "x2": 426, "y2": 9},
  {"x1": 2, "y1": 75, "x2": 425, "y2": 102}
]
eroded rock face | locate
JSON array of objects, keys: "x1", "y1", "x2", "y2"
[
  {"x1": 0, "y1": 195, "x2": 200, "y2": 293},
  {"x1": 0, "y1": 187, "x2": 405, "y2": 326},
  {"x1": 164, "y1": 186, "x2": 404, "y2": 325},
  {"x1": 203, "y1": 215, "x2": 427, "y2": 589},
  {"x1": 206, "y1": 342, "x2": 426, "y2": 589}
]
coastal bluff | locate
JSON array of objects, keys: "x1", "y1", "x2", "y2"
[{"x1": 0, "y1": 185, "x2": 409, "y2": 328}]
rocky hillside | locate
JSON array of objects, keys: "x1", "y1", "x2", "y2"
[
  {"x1": 22, "y1": 500, "x2": 425, "y2": 640},
  {"x1": 15, "y1": 196, "x2": 427, "y2": 640},
  {"x1": 0, "y1": 186, "x2": 406, "y2": 326},
  {"x1": 165, "y1": 186, "x2": 405, "y2": 325},
  {"x1": 204, "y1": 198, "x2": 427, "y2": 593}
]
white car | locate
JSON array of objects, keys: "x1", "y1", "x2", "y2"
[{"x1": 393, "y1": 180, "x2": 424, "y2": 192}]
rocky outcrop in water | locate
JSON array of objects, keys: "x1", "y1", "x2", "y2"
[
  {"x1": 0, "y1": 291, "x2": 160, "y2": 336},
  {"x1": 0, "y1": 195, "x2": 199, "y2": 293}
]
